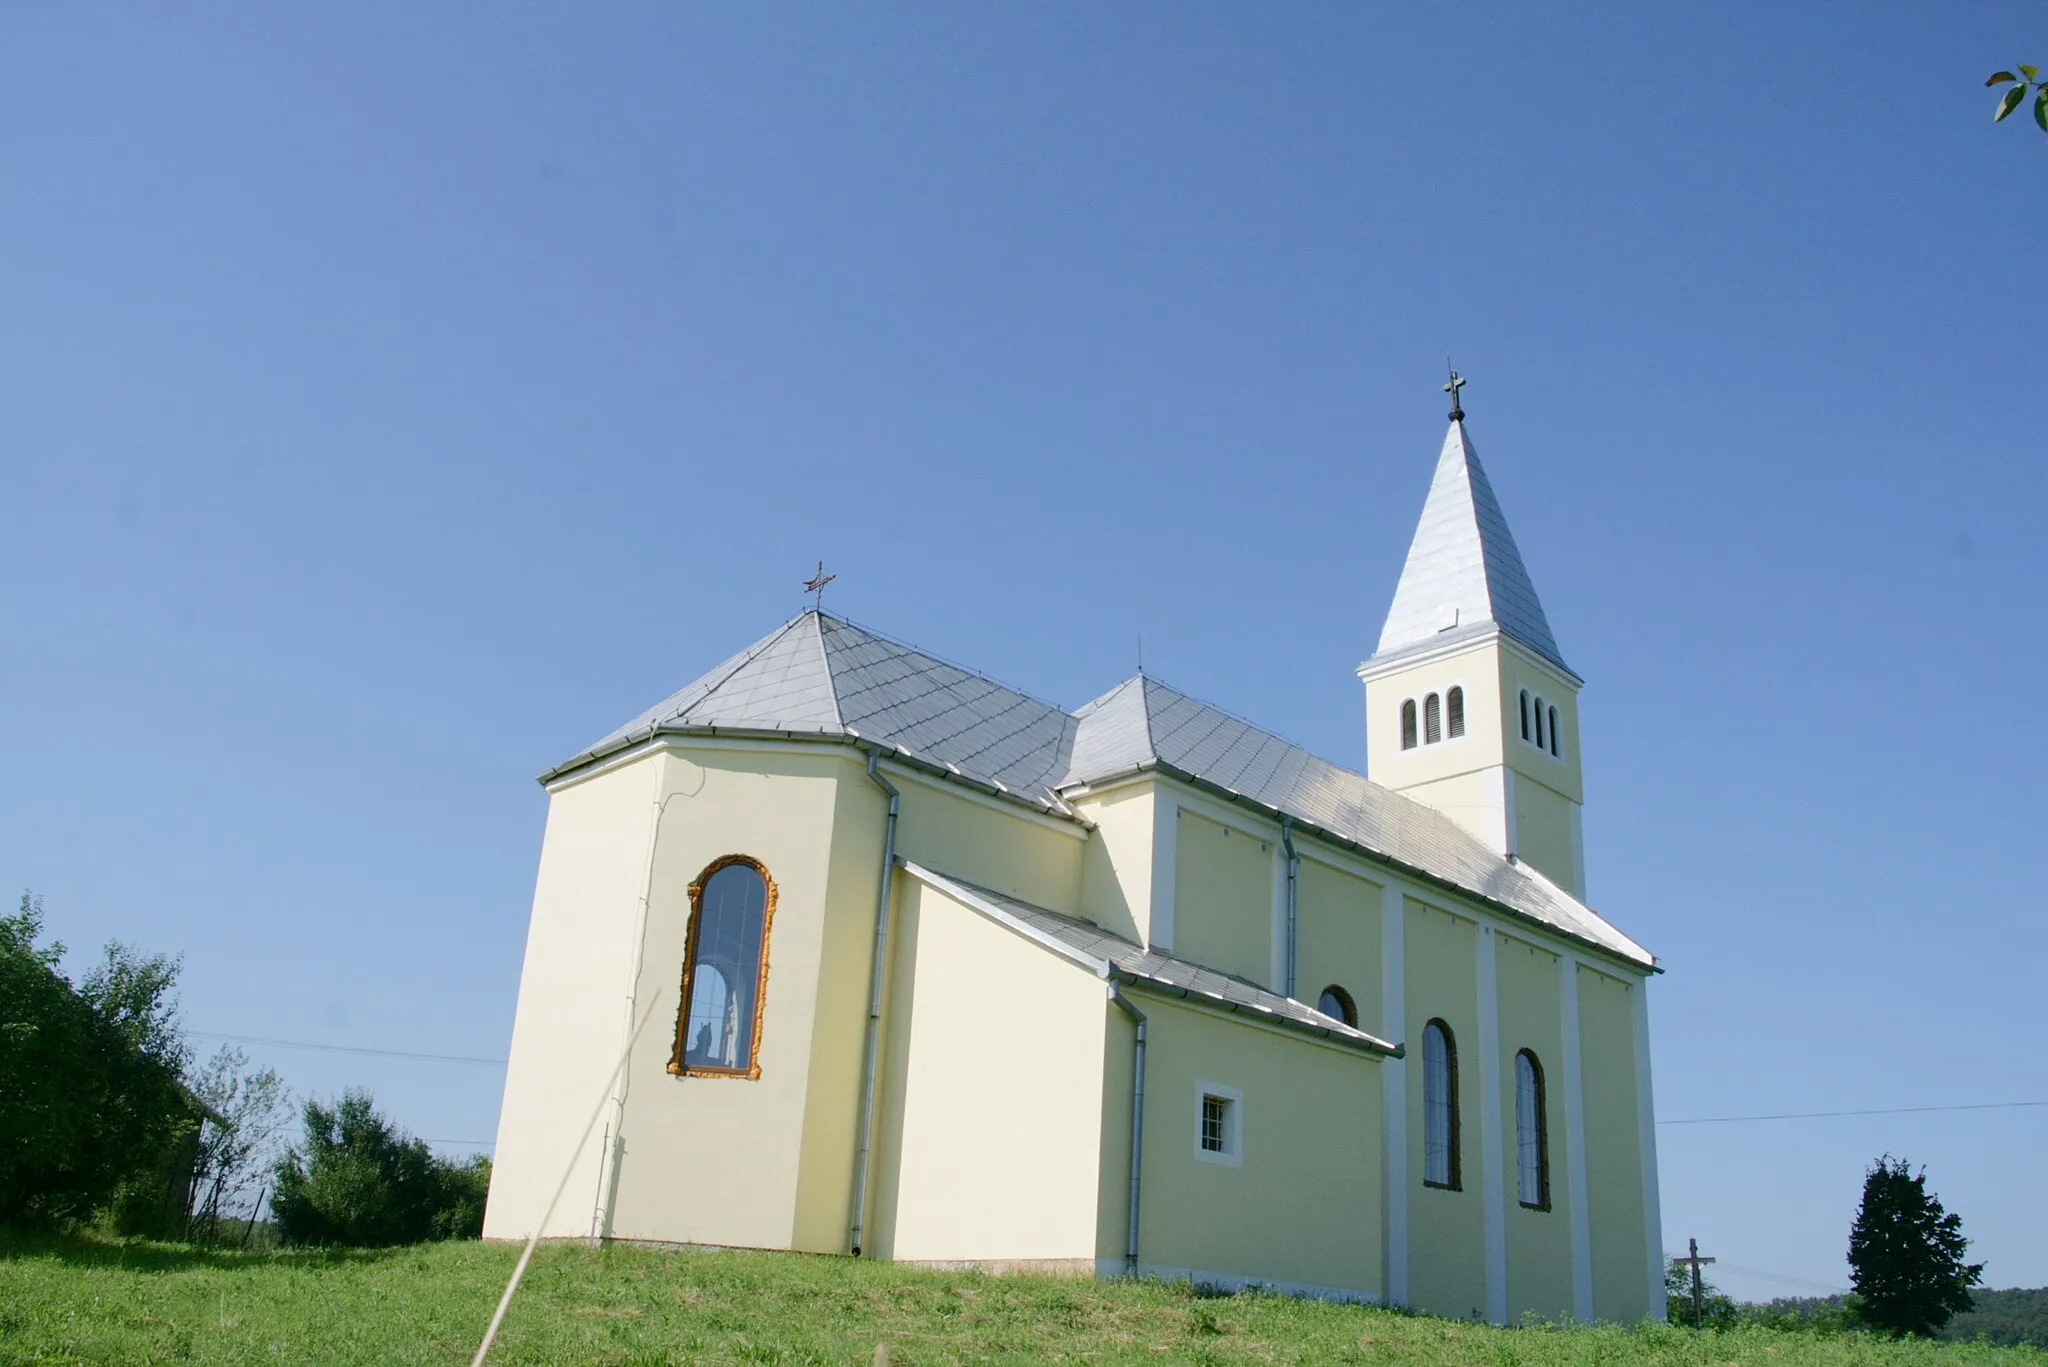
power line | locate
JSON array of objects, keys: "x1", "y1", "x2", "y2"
[
  {"x1": 1660, "y1": 1099, "x2": 2047, "y2": 1126},
  {"x1": 189, "y1": 1031, "x2": 508, "y2": 1067},
  {"x1": 1712, "y1": 1262, "x2": 1848, "y2": 1295}
]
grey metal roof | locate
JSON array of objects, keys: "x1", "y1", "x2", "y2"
[
  {"x1": 1371, "y1": 420, "x2": 1567, "y2": 673},
  {"x1": 1061, "y1": 675, "x2": 1651, "y2": 967},
  {"x1": 901, "y1": 862, "x2": 1397, "y2": 1055},
  {"x1": 548, "y1": 610, "x2": 1651, "y2": 968},
  {"x1": 548, "y1": 612, "x2": 1078, "y2": 806}
]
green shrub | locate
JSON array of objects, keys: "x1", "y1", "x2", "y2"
[
  {"x1": 0, "y1": 893, "x2": 194, "y2": 1227},
  {"x1": 270, "y1": 1089, "x2": 489, "y2": 1247}
]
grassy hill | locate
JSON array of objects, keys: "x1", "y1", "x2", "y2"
[{"x1": 2, "y1": 1231, "x2": 2043, "y2": 1366}]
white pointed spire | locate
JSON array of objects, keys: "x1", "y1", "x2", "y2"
[{"x1": 1372, "y1": 418, "x2": 1567, "y2": 671}]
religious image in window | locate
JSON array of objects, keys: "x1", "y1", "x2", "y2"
[{"x1": 671, "y1": 855, "x2": 776, "y2": 1078}]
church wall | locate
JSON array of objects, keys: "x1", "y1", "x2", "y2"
[
  {"x1": 605, "y1": 745, "x2": 846, "y2": 1252},
  {"x1": 1578, "y1": 964, "x2": 1651, "y2": 1322},
  {"x1": 1402, "y1": 898, "x2": 1488, "y2": 1320},
  {"x1": 1128, "y1": 994, "x2": 1383, "y2": 1298},
  {"x1": 1496, "y1": 646, "x2": 1583, "y2": 806},
  {"x1": 870, "y1": 879, "x2": 1107, "y2": 1265},
  {"x1": 1363, "y1": 643, "x2": 1505, "y2": 794},
  {"x1": 485, "y1": 753, "x2": 664, "y2": 1241},
  {"x1": 889, "y1": 772, "x2": 1084, "y2": 916},
  {"x1": 1294, "y1": 855, "x2": 1383, "y2": 1027},
  {"x1": 1511, "y1": 777, "x2": 1578, "y2": 898},
  {"x1": 1172, "y1": 809, "x2": 1275, "y2": 988},
  {"x1": 1495, "y1": 934, "x2": 1574, "y2": 1321},
  {"x1": 1075, "y1": 783, "x2": 1156, "y2": 947},
  {"x1": 790, "y1": 758, "x2": 899, "y2": 1254}
]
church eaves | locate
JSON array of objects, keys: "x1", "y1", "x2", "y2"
[
  {"x1": 546, "y1": 611, "x2": 1650, "y2": 968},
  {"x1": 1371, "y1": 419, "x2": 1569, "y2": 674}
]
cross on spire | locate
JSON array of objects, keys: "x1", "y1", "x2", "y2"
[
  {"x1": 1444, "y1": 363, "x2": 1467, "y2": 422},
  {"x1": 802, "y1": 561, "x2": 836, "y2": 610}
]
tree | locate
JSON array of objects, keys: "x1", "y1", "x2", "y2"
[
  {"x1": 1848, "y1": 1155, "x2": 1984, "y2": 1338},
  {"x1": 270, "y1": 1089, "x2": 490, "y2": 1247},
  {"x1": 1664, "y1": 1256, "x2": 1739, "y2": 1330},
  {"x1": 0, "y1": 893, "x2": 195, "y2": 1227},
  {"x1": 185, "y1": 1045, "x2": 291, "y2": 1241},
  {"x1": 1986, "y1": 67, "x2": 2048, "y2": 134}
]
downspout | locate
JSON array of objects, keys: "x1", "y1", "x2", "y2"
[
  {"x1": 849, "y1": 748, "x2": 900, "y2": 1256},
  {"x1": 1281, "y1": 816, "x2": 1300, "y2": 1000},
  {"x1": 1108, "y1": 980, "x2": 1147, "y2": 1276}
]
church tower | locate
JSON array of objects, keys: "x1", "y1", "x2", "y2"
[{"x1": 1357, "y1": 375, "x2": 1588, "y2": 896}]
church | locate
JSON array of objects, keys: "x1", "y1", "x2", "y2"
[{"x1": 483, "y1": 391, "x2": 1667, "y2": 1324}]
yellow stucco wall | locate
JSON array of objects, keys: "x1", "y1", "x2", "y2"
[
  {"x1": 1362, "y1": 642, "x2": 1504, "y2": 794},
  {"x1": 484, "y1": 753, "x2": 662, "y2": 1241},
  {"x1": 1128, "y1": 995, "x2": 1383, "y2": 1297},
  {"x1": 1385, "y1": 771, "x2": 1501, "y2": 853},
  {"x1": 1403, "y1": 899, "x2": 1486, "y2": 1320},
  {"x1": 1074, "y1": 782, "x2": 1156, "y2": 946},
  {"x1": 1295, "y1": 856, "x2": 1382, "y2": 1026},
  {"x1": 869, "y1": 879, "x2": 1107, "y2": 1263},
  {"x1": 1579, "y1": 964, "x2": 1650, "y2": 1322},
  {"x1": 1172, "y1": 809, "x2": 1273, "y2": 988},
  {"x1": 890, "y1": 774, "x2": 1084, "y2": 916},
  {"x1": 604, "y1": 745, "x2": 846, "y2": 1251},
  {"x1": 1498, "y1": 647, "x2": 1583, "y2": 806},
  {"x1": 1495, "y1": 934, "x2": 1573, "y2": 1321},
  {"x1": 1511, "y1": 778, "x2": 1578, "y2": 898}
]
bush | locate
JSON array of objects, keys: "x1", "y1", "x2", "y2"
[
  {"x1": 270, "y1": 1090, "x2": 490, "y2": 1247},
  {"x1": 0, "y1": 893, "x2": 195, "y2": 1227}
]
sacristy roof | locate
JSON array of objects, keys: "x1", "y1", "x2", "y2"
[{"x1": 546, "y1": 610, "x2": 1652, "y2": 969}]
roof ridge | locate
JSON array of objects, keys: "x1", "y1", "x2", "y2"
[
  {"x1": 686, "y1": 611, "x2": 812, "y2": 722},
  {"x1": 810, "y1": 611, "x2": 846, "y2": 731},
  {"x1": 815, "y1": 609, "x2": 1059, "y2": 710}
]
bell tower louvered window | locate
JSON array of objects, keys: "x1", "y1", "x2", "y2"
[
  {"x1": 1446, "y1": 686, "x2": 1465, "y2": 738},
  {"x1": 1400, "y1": 699, "x2": 1418, "y2": 750},
  {"x1": 1424, "y1": 693, "x2": 1442, "y2": 745}
]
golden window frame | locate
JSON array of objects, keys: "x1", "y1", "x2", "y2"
[{"x1": 668, "y1": 853, "x2": 778, "y2": 1081}]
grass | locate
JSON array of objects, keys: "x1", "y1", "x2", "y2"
[{"x1": 0, "y1": 1231, "x2": 2041, "y2": 1366}]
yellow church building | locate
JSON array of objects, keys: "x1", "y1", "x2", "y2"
[{"x1": 483, "y1": 402, "x2": 1666, "y2": 1324}]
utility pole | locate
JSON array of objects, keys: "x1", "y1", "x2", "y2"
[{"x1": 1677, "y1": 1237, "x2": 1716, "y2": 1329}]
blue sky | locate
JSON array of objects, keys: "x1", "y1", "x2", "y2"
[{"x1": 4, "y1": 4, "x2": 2044, "y2": 1301}]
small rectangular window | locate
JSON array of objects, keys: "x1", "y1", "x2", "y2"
[{"x1": 1193, "y1": 1081, "x2": 1242, "y2": 1165}]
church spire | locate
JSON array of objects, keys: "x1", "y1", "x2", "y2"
[{"x1": 1370, "y1": 388, "x2": 1568, "y2": 674}]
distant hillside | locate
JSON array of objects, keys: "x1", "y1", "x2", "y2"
[{"x1": 1939, "y1": 1288, "x2": 2048, "y2": 1349}]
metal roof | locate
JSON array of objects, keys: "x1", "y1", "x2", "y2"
[
  {"x1": 547, "y1": 610, "x2": 1651, "y2": 969},
  {"x1": 902, "y1": 862, "x2": 1398, "y2": 1055},
  {"x1": 1371, "y1": 419, "x2": 1568, "y2": 673}
]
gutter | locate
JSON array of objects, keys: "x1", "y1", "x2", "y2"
[
  {"x1": 848, "y1": 748, "x2": 899, "y2": 1257},
  {"x1": 1280, "y1": 815, "x2": 1299, "y2": 1000},
  {"x1": 1107, "y1": 984, "x2": 1147, "y2": 1277}
]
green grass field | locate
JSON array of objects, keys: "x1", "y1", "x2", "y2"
[{"x1": 1, "y1": 1232, "x2": 2039, "y2": 1366}]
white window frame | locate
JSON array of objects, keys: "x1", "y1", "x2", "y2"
[{"x1": 1193, "y1": 1079, "x2": 1243, "y2": 1167}]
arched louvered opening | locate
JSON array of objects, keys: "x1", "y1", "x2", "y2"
[
  {"x1": 1424, "y1": 693, "x2": 1442, "y2": 745},
  {"x1": 1446, "y1": 686, "x2": 1465, "y2": 739},
  {"x1": 1532, "y1": 696, "x2": 1546, "y2": 751},
  {"x1": 1400, "y1": 699, "x2": 1418, "y2": 751},
  {"x1": 1548, "y1": 705, "x2": 1561, "y2": 758},
  {"x1": 1519, "y1": 689, "x2": 1531, "y2": 741}
]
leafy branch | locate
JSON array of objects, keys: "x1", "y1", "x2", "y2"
[{"x1": 1987, "y1": 65, "x2": 2048, "y2": 133}]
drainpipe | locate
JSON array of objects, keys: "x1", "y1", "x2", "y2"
[
  {"x1": 1108, "y1": 980, "x2": 1147, "y2": 1276},
  {"x1": 1281, "y1": 816, "x2": 1300, "y2": 1000},
  {"x1": 848, "y1": 748, "x2": 900, "y2": 1257}
]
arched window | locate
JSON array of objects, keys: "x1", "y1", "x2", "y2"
[
  {"x1": 1515, "y1": 1049, "x2": 1550, "y2": 1210},
  {"x1": 1317, "y1": 985, "x2": 1358, "y2": 1028},
  {"x1": 1532, "y1": 696, "x2": 1545, "y2": 751},
  {"x1": 671, "y1": 855, "x2": 777, "y2": 1079},
  {"x1": 1424, "y1": 693, "x2": 1442, "y2": 745},
  {"x1": 1422, "y1": 1019, "x2": 1460, "y2": 1189},
  {"x1": 1446, "y1": 686, "x2": 1465, "y2": 739},
  {"x1": 1400, "y1": 699, "x2": 1418, "y2": 751},
  {"x1": 1519, "y1": 689, "x2": 1531, "y2": 741},
  {"x1": 1548, "y1": 706, "x2": 1561, "y2": 758}
]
